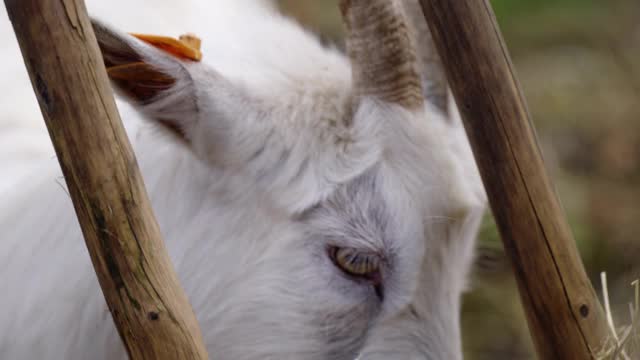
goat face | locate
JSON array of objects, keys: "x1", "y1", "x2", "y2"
[{"x1": 89, "y1": 1, "x2": 486, "y2": 358}]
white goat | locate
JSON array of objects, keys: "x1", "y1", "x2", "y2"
[{"x1": 0, "y1": 0, "x2": 486, "y2": 358}]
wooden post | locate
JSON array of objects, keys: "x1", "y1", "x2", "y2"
[
  {"x1": 4, "y1": 0, "x2": 209, "y2": 358},
  {"x1": 418, "y1": 1, "x2": 609, "y2": 359}
]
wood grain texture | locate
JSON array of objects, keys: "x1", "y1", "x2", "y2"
[
  {"x1": 418, "y1": 1, "x2": 609, "y2": 358},
  {"x1": 4, "y1": 0, "x2": 209, "y2": 358}
]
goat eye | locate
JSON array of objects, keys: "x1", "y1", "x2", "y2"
[{"x1": 329, "y1": 247, "x2": 381, "y2": 283}]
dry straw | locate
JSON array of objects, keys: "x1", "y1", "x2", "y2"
[{"x1": 596, "y1": 273, "x2": 639, "y2": 359}]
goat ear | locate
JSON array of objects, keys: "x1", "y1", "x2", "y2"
[{"x1": 91, "y1": 19, "x2": 198, "y2": 140}]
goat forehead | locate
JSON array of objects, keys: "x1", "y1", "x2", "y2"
[
  {"x1": 268, "y1": 82, "x2": 354, "y2": 132},
  {"x1": 310, "y1": 173, "x2": 387, "y2": 248},
  {"x1": 303, "y1": 167, "x2": 424, "y2": 253}
]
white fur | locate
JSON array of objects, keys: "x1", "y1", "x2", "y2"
[{"x1": 0, "y1": 1, "x2": 486, "y2": 359}]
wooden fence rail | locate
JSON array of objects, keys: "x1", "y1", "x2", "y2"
[
  {"x1": 4, "y1": 0, "x2": 209, "y2": 358},
  {"x1": 418, "y1": 0, "x2": 609, "y2": 358}
]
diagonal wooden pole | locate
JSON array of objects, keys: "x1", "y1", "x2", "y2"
[
  {"x1": 4, "y1": 0, "x2": 208, "y2": 358},
  {"x1": 418, "y1": 1, "x2": 609, "y2": 358}
]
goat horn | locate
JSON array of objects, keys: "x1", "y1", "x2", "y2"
[
  {"x1": 400, "y1": 0, "x2": 449, "y2": 115},
  {"x1": 340, "y1": 0, "x2": 423, "y2": 109}
]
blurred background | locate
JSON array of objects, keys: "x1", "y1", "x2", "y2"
[{"x1": 277, "y1": 0, "x2": 640, "y2": 358}]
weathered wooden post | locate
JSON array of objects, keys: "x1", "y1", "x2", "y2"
[
  {"x1": 4, "y1": 0, "x2": 209, "y2": 358},
  {"x1": 418, "y1": 1, "x2": 609, "y2": 358}
]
